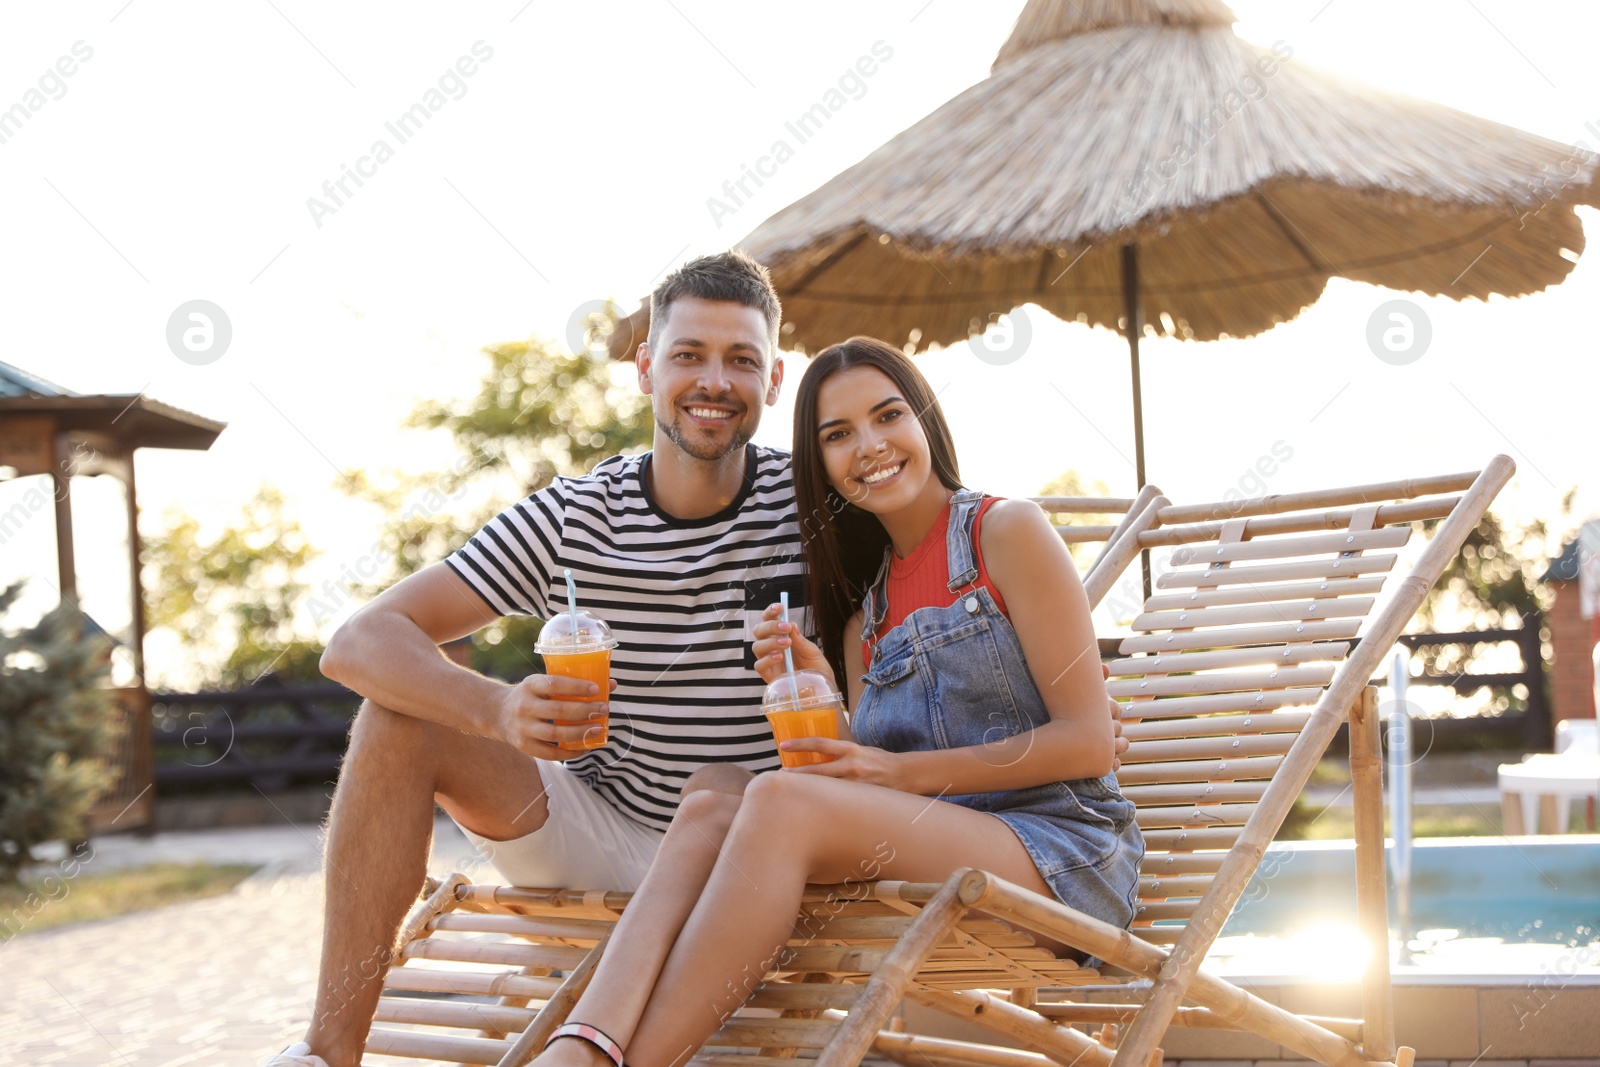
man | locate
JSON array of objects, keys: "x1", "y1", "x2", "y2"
[{"x1": 268, "y1": 251, "x2": 805, "y2": 1067}]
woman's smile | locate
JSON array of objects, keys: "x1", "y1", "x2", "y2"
[{"x1": 856, "y1": 459, "x2": 906, "y2": 488}]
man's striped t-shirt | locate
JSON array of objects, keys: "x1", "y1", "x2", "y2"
[{"x1": 446, "y1": 444, "x2": 807, "y2": 832}]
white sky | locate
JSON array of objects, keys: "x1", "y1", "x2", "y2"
[{"x1": 2, "y1": 0, "x2": 1597, "y2": 687}]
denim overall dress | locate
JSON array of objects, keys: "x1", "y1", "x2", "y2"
[{"x1": 852, "y1": 489, "x2": 1144, "y2": 931}]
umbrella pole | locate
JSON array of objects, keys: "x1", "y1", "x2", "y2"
[{"x1": 1121, "y1": 243, "x2": 1152, "y2": 601}]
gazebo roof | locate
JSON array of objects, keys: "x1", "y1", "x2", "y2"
[
  {"x1": 0, "y1": 360, "x2": 225, "y2": 451},
  {"x1": 0, "y1": 359, "x2": 78, "y2": 398}
]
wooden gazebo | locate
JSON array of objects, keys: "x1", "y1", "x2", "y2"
[{"x1": 0, "y1": 360, "x2": 226, "y2": 829}]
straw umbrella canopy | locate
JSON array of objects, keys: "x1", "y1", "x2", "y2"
[{"x1": 609, "y1": 0, "x2": 1597, "y2": 489}]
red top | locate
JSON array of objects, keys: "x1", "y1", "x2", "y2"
[{"x1": 864, "y1": 496, "x2": 1010, "y2": 664}]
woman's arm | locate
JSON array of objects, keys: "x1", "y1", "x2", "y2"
[{"x1": 888, "y1": 499, "x2": 1112, "y2": 794}]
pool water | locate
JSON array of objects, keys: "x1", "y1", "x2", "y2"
[{"x1": 1184, "y1": 837, "x2": 1600, "y2": 977}]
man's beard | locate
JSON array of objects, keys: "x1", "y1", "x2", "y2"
[{"x1": 657, "y1": 409, "x2": 753, "y2": 462}]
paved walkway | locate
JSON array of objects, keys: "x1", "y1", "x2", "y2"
[{"x1": 4, "y1": 817, "x2": 482, "y2": 1067}]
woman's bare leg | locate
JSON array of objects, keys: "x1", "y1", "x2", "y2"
[
  {"x1": 535, "y1": 768, "x2": 751, "y2": 1067},
  {"x1": 623, "y1": 771, "x2": 1054, "y2": 1067}
]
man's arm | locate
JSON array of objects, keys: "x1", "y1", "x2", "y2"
[{"x1": 319, "y1": 562, "x2": 602, "y2": 757}]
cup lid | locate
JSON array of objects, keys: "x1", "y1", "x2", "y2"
[
  {"x1": 762, "y1": 670, "x2": 842, "y2": 712},
  {"x1": 535, "y1": 610, "x2": 618, "y2": 653}
]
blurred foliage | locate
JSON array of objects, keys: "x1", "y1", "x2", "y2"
[
  {"x1": 0, "y1": 581, "x2": 121, "y2": 884},
  {"x1": 1414, "y1": 504, "x2": 1567, "y2": 632},
  {"x1": 1037, "y1": 469, "x2": 1115, "y2": 571},
  {"x1": 330, "y1": 468, "x2": 498, "y2": 596},
  {"x1": 143, "y1": 324, "x2": 659, "y2": 690},
  {"x1": 370, "y1": 330, "x2": 653, "y2": 677},
  {"x1": 142, "y1": 485, "x2": 324, "y2": 688},
  {"x1": 408, "y1": 331, "x2": 652, "y2": 497},
  {"x1": 464, "y1": 616, "x2": 548, "y2": 683},
  {"x1": 1408, "y1": 490, "x2": 1578, "y2": 718}
]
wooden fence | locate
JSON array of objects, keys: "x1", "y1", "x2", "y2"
[{"x1": 149, "y1": 679, "x2": 360, "y2": 793}]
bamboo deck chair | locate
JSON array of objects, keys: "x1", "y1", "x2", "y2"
[
  {"x1": 360, "y1": 459, "x2": 1509, "y2": 1067},
  {"x1": 359, "y1": 491, "x2": 1166, "y2": 1067}
]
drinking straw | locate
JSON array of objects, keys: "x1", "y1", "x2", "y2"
[
  {"x1": 781, "y1": 591, "x2": 801, "y2": 711},
  {"x1": 563, "y1": 568, "x2": 580, "y2": 644}
]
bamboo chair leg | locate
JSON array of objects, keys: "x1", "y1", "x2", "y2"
[
  {"x1": 1350, "y1": 686, "x2": 1397, "y2": 1063},
  {"x1": 495, "y1": 931, "x2": 612, "y2": 1067},
  {"x1": 903, "y1": 987, "x2": 1113, "y2": 1067},
  {"x1": 395, "y1": 872, "x2": 469, "y2": 948},
  {"x1": 870, "y1": 1030, "x2": 1068, "y2": 1067},
  {"x1": 760, "y1": 972, "x2": 841, "y2": 1058},
  {"x1": 814, "y1": 871, "x2": 969, "y2": 1067},
  {"x1": 961, "y1": 871, "x2": 1374, "y2": 1067},
  {"x1": 479, "y1": 968, "x2": 552, "y2": 1042}
]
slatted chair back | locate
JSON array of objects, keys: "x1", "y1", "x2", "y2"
[{"x1": 1106, "y1": 467, "x2": 1496, "y2": 950}]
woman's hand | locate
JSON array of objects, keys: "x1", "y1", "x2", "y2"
[
  {"x1": 751, "y1": 603, "x2": 836, "y2": 687},
  {"x1": 780, "y1": 737, "x2": 908, "y2": 790}
]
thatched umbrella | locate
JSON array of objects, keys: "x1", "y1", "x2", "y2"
[{"x1": 611, "y1": 0, "x2": 1597, "y2": 491}]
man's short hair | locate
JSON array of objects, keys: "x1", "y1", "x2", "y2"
[{"x1": 648, "y1": 250, "x2": 782, "y2": 358}]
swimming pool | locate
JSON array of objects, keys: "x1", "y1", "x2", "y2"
[{"x1": 1195, "y1": 836, "x2": 1600, "y2": 978}]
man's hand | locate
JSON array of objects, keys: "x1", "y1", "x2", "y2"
[
  {"x1": 1104, "y1": 663, "x2": 1128, "y2": 772},
  {"x1": 493, "y1": 674, "x2": 617, "y2": 759}
]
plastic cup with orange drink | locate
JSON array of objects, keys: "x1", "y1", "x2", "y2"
[
  {"x1": 535, "y1": 609, "x2": 618, "y2": 751},
  {"x1": 761, "y1": 669, "x2": 843, "y2": 768}
]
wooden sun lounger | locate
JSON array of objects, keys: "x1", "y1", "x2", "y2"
[{"x1": 360, "y1": 458, "x2": 1510, "y2": 1067}]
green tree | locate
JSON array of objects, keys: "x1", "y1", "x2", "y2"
[
  {"x1": 408, "y1": 331, "x2": 652, "y2": 498},
  {"x1": 142, "y1": 485, "x2": 323, "y2": 688},
  {"x1": 142, "y1": 326, "x2": 656, "y2": 688},
  {"x1": 0, "y1": 582, "x2": 120, "y2": 884},
  {"x1": 1409, "y1": 491, "x2": 1578, "y2": 716},
  {"x1": 361, "y1": 330, "x2": 654, "y2": 679}
]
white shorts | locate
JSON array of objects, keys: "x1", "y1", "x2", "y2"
[{"x1": 451, "y1": 759, "x2": 665, "y2": 892}]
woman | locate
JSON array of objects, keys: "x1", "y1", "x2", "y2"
[{"x1": 532, "y1": 336, "x2": 1142, "y2": 1067}]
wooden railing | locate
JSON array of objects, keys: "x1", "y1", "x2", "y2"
[
  {"x1": 1388, "y1": 621, "x2": 1550, "y2": 750},
  {"x1": 149, "y1": 678, "x2": 360, "y2": 793}
]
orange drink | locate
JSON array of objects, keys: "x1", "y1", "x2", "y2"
[
  {"x1": 764, "y1": 703, "x2": 841, "y2": 768},
  {"x1": 542, "y1": 647, "x2": 613, "y2": 750},
  {"x1": 761, "y1": 669, "x2": 844, "y2": 768},
  {"x1": 535, "y1": 610, "x2": 619, "y2": 752}
]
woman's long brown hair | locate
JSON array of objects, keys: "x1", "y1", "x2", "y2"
[{"x1": 792, "y1": 336, "x2": 963, "y2": 682}]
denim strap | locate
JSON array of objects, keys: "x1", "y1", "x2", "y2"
[{"x1": 943, "y1": 488, "x2": 986, "y2": 592}]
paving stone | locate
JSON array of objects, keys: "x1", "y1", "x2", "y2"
[{"x1": 2, "y1": 818, "x2": 477, "y2": 1066}]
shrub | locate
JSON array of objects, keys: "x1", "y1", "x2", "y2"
[{"x1": 0, "y1": 582, "x2": 121, "y2": 883}]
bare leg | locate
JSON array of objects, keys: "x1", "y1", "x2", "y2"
[
  {"x1": 623, "y1": 771, "x2": 1056, "y2": 1067},
  {"x1": 301, "y1": 700, "x2": 553, "y2": 1067},
  {"x1": 679, "y1": 762, "x2": 754, "y2": 799},
  {"x1": 537, "y1": 783, "x2": 747, "y2": 1067}
]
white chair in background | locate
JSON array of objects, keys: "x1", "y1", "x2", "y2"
[{"x1": 1556, "y1": 716, "x2": 1599, "y2": 755}]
